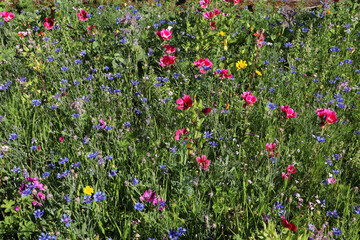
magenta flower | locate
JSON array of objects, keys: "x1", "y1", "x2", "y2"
[
  {"x1": 159, "y1": 55, "x2": 176, "y2": 68},
  {"x1": 327, "y1": 177, "x2": 337, "y2": 184},
  {"x1": 59, "y1": 136, "x2": 64, "y2": 142},
  {"x1": 282, "y1": 172, "x2": 291, "y2": 180},
  {"x1": 44, "y1": 17, "x2": 55, "y2": 30},
  {"x1": 287, "y1": 165, "x2": 296, "y2": 174},
  {"x1": 175, "y1": 128, "x2": 188, "y2": 141},
  {"x1": 197, "y1": 155, "x2": 210, "y2": 170},
  {"x1": 156, "y1": 28, "x2": 172, "y2": 40},
  {"x1": 77, "y1": 9, "x2": 88, "y2": 21},
  {"x1": 266, "y1": 143, "x2": 277, "y2": 152},
  {"x1": 0, "y1": 11, "x2": 15, "y2": 22},
  {"x1": 203, "y1": 11, "x2": 214, "y2": 19},
  {"x1": 176, "y1": 95, "x2": 193, "y2": 110},
  {"x1": 140, "y1": 189, "x2": 157, "y2": 203},
  {"x1": 286, "y1": 108, "x2": 297, "y2": 118}
]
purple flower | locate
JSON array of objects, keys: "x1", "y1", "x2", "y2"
[
  {"x1": 94, "y1": 191, "x2": 106, "y2": 202},
  {"x1": 61, "y1": 214, "x2": 72, "y2": 227}
]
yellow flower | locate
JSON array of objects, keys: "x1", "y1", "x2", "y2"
[
  {"x1": 83, "y1": 186, "x2": 94, "y2": 195},
  {"x1": 116, "y1": 30, "x2": 120, "y2": 33},
  {"x1": 236, "y1": 60, "x2": 247, "y2": 70},
  {"x1": 256, "y1": 70, "x2": 262, "y2": 76},
  {"x1": 219, "y1": 31, "x2": 225, "y2": 36}
]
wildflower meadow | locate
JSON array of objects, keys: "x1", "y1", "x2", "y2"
[{"x1": 0, "y1": 0, "x2": 360, "y2": 239}]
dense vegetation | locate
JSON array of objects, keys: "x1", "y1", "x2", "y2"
[{"x1": 1, "y1": 0, "x2": 360, "y2": 239}]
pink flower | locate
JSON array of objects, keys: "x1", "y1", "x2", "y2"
[
  {"x1": 99, "y1": 118, "x2": 106, "y2": 129},
  {"x1": 241, "y1": 91, "x2": 252, "y2": 100},
  {"x1": 14, "y1": 206, "x2": 20, "y2": 211},
  {"x1": 281, "y1": 105, "x2": 290, "y2": 113},
  {"x1": 176, "y1": 95, "x2": 193, "y2": 110},
  {"x1": 326, "y1": 111, "x2": 338, "y2": 124},
  {"x1": 140, "y1": 189, "x2": 156, "y2": 202},
  {"x1": 0, "y1": 11, "x2": 15, "y2": 22},
  {"x1": 245, "y1": 95, "x2": 257, "y2": 105},
  {"x1": 209, "y1": 21, "x2": 217, "y2": 30},
  {"x1": 286, "y1": 108, "x2": 297, "y2": 118},
  {"x1": 316, "y1": 108, "x2": 330, "y2": 119},
  {"x1": 287, "y1": 165, "x2": 296, "y2": 174},
  {"x1": 195, "y1": 58, "x2": 213, "y2": 73},
  {"x1": 159, "y1": 55, "x2": 176, "y2": 68},
  {"x1": 197, "y1": 155, "x2": 210, "y2": 170},
  {"x1": 44, "y1": 17, "x2": 55, "y2": 30},
  {"x1": 175, "y1": 128, "x2": 189, "y2": 141},
  {"x1": 156, "y1": 28, "x2": 172, "y2": 40},
  {"x1": 203, "y1": 11, "x2": 214, "y2": 19},
  {"x1": 59, "y1": 136, "x2": 64, "y2": 142},
  {"x1": 77, "y1": 9, "x2": 89, "y2": 21},
  {"x1": 214, "y1": 69, "x2": 232, "y2": 80},
  {"x1": 282, "y1": 172, "x2": 291, "y2": 180},
  {"x1": 87, "y1": 25, "x2": 96, "y2": 35},
  {"x1": 202, "y1": 108, "x2": 212, "y2": 115},
  {"x1": 266, "y1": 143, "x2": 276, "y2": 152},
  {"x1": 213, "y1": 8, "x2": 220, "y2": 15},
  {"x1": 162, "y1": 44, "x2": 176, "y2": 55},
  {"x1": 200, "y1": 0, "x2": 210, "y2": 8},
  {"x1": 234, "y1": 0, "x2": 243, "y2": 3},
  {"x1": 327, "y1": 177, "x2": 337, "y2": 184}
]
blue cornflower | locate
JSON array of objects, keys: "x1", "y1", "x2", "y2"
[
  {"x1": 32, "y1": 99, "x2": 42, "y2": 106},
  {"x1": 170, "y1": 146, "x2": 177, "y2": 153},
  {"x1": 83, "y1": 195, "x2": 93, "y2": 204},
  {"x1": 38, "y1": 233, "x2": 56, "y2": 240},
  {"x1": 71, "y1": 162, "x2": 81, "y2": 168},
  {"x1": 43, "y1": 37, "x2": 50, "y2": 41},
  {"x1": 132, "y1": 177, "x2": 139, "y2": 185},
  {"x1": 42, "y1": 172, "x2": 50, "y2": 178},
  {"x1": 204, "y1": 131, "x2": 213, "y2": 139},
  {"x1": 108, "y1": 169, "x2": 118, "y2": 177},
  {"x1": 94, "y1": 191, "x2": 106, "y2": 202},
  {"x1": 61, "y1": 214, "x2": 72, "y2": 227},
  {"x1": 332, "y1": 227, "x2": 342, "y2": 236},
  {"x1": 270, "y1": 157, "x2": 278, "y2": 164},
  {"x1": 124, "y1": 122, "x2": 131, "y2": 127},
  {"x1": 30, "y1": 146, "x2": 38, "y2": 151},
  {"x1": 273, "y1": 201, "x2": 284, "y2": 210},
  {"x1": 267, "y1": 102, "x2": 277, "y2": 110},
  {"x1": 72, "y1": 113, "x2": 80, "y2": 118},
  {"x1": 61, "y1": 66, "x2": 68, "y2": 71},
  {"x1": 302, "y1": 28, "x2": 309, "y2": 32},
  {"x1": 284, "y1": 42, "x2": 293, "y2": 47},
  {"x1": 134, "y1": 203, "x2": 145, "y2": 211},
  {"x1": 87, "y1": 151, "x2": 99, "y2": 159},
  {"x1": 333, "y1": 154, "x2": 341, "y2": 160},
  {"x1": 353, "y1": 206, "x2": 360, "y2": 214},
  {"x1": 330, "y1": 47, "x2": 340, "y2": 52},
  {"x1": 308, "y1": 223, "x2": 316, "y2": 232},
  {"x1": 177, "y1": 227, "x2": 186, "y2": 236},
  {"x1": 59, "y1": 157, "x2": 69, "y2": 164},
  {"x1": 344, "y1": 59, "x2": 352, "y2": 64},
  {"x1": 11, "y1": 166, "x2": 21, "y2": 173},
  {"x1": 317, "y1": 136, "x2": 325, "y2": 142},
  {"x1": 74, "y1": 59, "x2": 82, "y2": 64},
  {"x1": 332, "y1": 169, "x2": 340, "y2": 174},
  {"x1": 64, "y1": 194, "x2": 71, "y2": 202},
  {"x1": 325, "y1": 158, "x2": 333, "y2": 166},
  {"x1": 209, "y1": 141, "x2": 218, "y2": 147},
  {"x1": 9, "y1": 133, "x2": 18, "y2": 140},
  {"x1": 326, "y1": 209, "x2": 338, "y2": 218}
]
